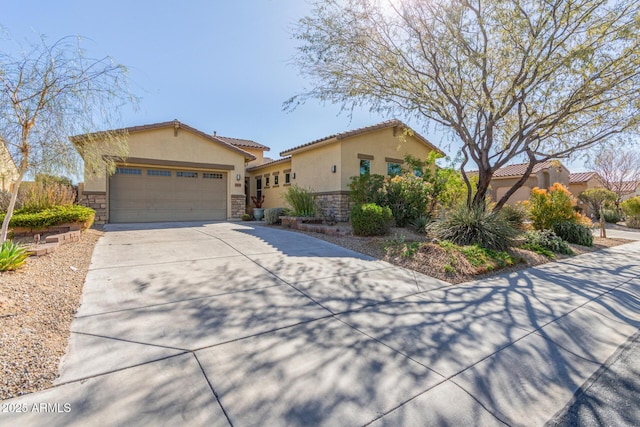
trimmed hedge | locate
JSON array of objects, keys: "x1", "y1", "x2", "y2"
[
  {"x1": 1, "y1": 205, "x2": 95, "y2": 229},
  {"x1": 350, "y1": 203, "x2": 392, "y2": 236},
  {"x1": 264, "y1": 207, "x2": 286, "y2": 225}
]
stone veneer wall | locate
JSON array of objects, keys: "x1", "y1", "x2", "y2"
[
  {"x1": 315, "y1": 191, "x2": 352, "y2": 222},
  {"x1": 231, "y1": 194, "x2": 246, "y2": 219},
  {"x1": 80, "y1": 191, "x2": 107, "y2": 225}
]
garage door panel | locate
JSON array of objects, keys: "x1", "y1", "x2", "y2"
[{"x1": 109, "y1": 167, "x2": 227, "y2": 223}]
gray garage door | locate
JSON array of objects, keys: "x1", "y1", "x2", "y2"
[{"x1": 109, "y1": 166, "x2": 227, "y2": 223}]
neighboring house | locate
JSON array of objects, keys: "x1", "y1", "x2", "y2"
[
  {"x1": 484, "y1": 161, "x2": 571, "y2": 205},
  {"x1": 247, "y1": 119, "x2": 444, "y2": 220},
  {"x1": 0, "y1": 140, "x2": 19, "y2": 192},
  {"x1": 611, "y1": 180, "x2": 640, "y2": 202},
  {"x1": 569, "y1": 172, "x2": 605, "y2": 216},
  {"x1": 77, "y1": 120, "x2": 255, "y2": 224}
]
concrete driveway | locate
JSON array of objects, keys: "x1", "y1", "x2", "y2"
[{"x1": 2, "y1": 221, "x2": 640, "y2": 426}]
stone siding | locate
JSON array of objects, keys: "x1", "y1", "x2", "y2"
[
  {"x1": 80, "y1": 191, "x2": 107, "y2": 225},
  {"x1": 315, "y1": 192, "x2": 352, "y2": 222},
  {"x1": 231, "y1": 194, "x2": 246, "y2": 219}
]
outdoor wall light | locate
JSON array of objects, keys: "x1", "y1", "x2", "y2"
[
  {"x1": 236, "y1": 174, "x2": 241, "y2": 181},
  {"x1": 331, "y1": 165, "x2": 337, "y2": 173},
  {"x1": 292, "y1": 172, "x2": 296, "y2": 179}
]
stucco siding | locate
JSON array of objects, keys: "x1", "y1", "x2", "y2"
[
  {"x1": 290, "y1": 143, "x2": 342, "y2": 193},
  {"x1": 83, "y1": 127, "x2": 247, "y2": 221},
  {"x1": 339, "y1": 128, "x2": 434, "y2": 190}
]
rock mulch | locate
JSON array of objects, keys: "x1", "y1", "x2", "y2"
[{"x1": 0, "y1": 229, "x2": 102, "y2": 400}]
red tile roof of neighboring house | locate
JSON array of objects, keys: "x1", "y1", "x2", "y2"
[
  {"x1": 490, "y1": 161, "x2": 562, "y2": 178},
  {"x1": 71, "y1": 120, "x2": 257, "y2": 161},
  {"x1": 246, "y1": 157, "x2": 292, "y2": 171},
  {"x1": 569, "y1": 172, "x2": 600, "y2": 183},
  {"x1": 612, "y1": 180, "x2": 640, "y2": 193},
  {"x1": 280, "y1": 119, "x2": 444, "y2": 157}
]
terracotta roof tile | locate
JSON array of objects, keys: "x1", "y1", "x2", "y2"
[
  {"x1": 280, "y1": 119, "x2": 444, "y2": 157},
  {"x1": 246, "y1": 157, "x2": 292, "y2": 171},
  {"x1": 569, "y1": 172, "x2": 599, "y2": 183},
  {"x1": 492, "y1": 161, "x2": 559, "y2": 178},
  {"x1": 71, "y1": 120, "x2": 257, "y2": 161},
  {"x1": 215, "y1": 135, "x2": 270, "y2": 151},
  {"x1": 612, "y1": 180, "x2": 639, "y2": 193}
]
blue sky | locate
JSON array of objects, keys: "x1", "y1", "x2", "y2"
[{"x1": 2, "y1": 1, "x2": 588, "y2": 170}]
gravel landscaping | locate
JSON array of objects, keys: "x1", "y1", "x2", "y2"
[{"x1": 0, "y1": 229, "x2": 102, "y2": 400}]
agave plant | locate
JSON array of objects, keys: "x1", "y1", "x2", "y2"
[{"x1": 0, "y1": 241, "x2": 29, "y2": 271}]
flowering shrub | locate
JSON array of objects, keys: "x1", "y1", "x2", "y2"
[{"x1": 528, "y1": 183, "x2": 580, "y2": 230}]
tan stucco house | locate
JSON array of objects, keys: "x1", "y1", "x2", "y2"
[
  {"x1": 486, "y1": 161, "x2": 571, "y2": 205},
  {"x1": 77, "y1": 120, "x2": 256, "y2": 224},
  {"x1": 0, "y1": 140, "x2": 19, "y2": 192},
  {"x1": 78, "y1": 119, "x2": 442, "y2": 224},
  {"x1": 247, "y1": 120, "x2": 444, "y2": 220}
]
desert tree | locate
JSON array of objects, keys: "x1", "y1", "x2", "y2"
[
  {"x1": 578, "y1": 187, "x2": 616, "y2": 238},
  {"x1": 587, "y1": 145, "x2": 640, "y2": 208},
  {"x1": 288, "y1": 0, "x2": 640, "y2": 211},
  {"x1": 0, "y1": 34, "x2": 137, "y2": 241}
]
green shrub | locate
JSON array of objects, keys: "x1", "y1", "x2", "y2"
[
  {"x1": 409, "y1": 215, "x2": 431, "y2": 233},
  {"x1": 524, "y1": 229, "x2": 573, "y2": 255},
  {"x1": 284, "y1": 185, "x2": 317, "y2": 217},
  {"x1": 241, "y1": 213, "x2": 251, "y2": 221},
  {"x1": 1, "y1": 205, "x2": 95, "y2": 229},
  {"x1": 385, "y1": 174, "x2": 432, "y2": 227},
  {"x1": 600, "y1": 209, "x2": 623, "y2": 224},
  {"x1": 622, "y1": 197, "x2": 640, "y2": 228},
  {"x1": 528, "y1": 183, "x2": 578, "y2": 230},
  {"x1": 264, "y1": 208, "x2": 286, "y2": 225},
  {"x1": 521, "y1": 243, "x2": 555, "y2": 258},
  {"x1": 349, "y1": 174, "x2": 386, "y2": 206},
  {"x1": 498, "y1": 203, "x2": 529, "y2": 229},
  {"x1": 427, "y1": 205, "x2": 518, "y2": 251},
  {"x1": 350, "y1": 203, "x2": 392, "y2": 236},
  {"x1": 0, "y1": 241, "x2": 28, "y2": 271},
  {"x1": 552, "y1": 221, "x2": 593, "y2": 246}
]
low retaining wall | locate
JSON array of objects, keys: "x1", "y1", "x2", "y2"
[
  {"x1": 280, "y1": 216, "x2": 350, "y2": 237},
  {"x1": 11, "y1": 222, "x2": 84, "y2": 238}
]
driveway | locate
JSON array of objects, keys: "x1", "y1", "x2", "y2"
[{"x1": 2, "y1": 221, "x2": 639, "y2": 426}]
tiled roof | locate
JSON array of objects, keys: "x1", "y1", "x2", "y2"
[
  {"x1": 569, "y1": 172, "x2": 599, "y2": 183},
  {"x1": 280, "y1": 119, "x2": 444, "y2": 157},
  {"x1": 246, "y1": 157, "x2": 292, "y2": 171},
  {"x1": 215, "y1": 135, "x2": 270, "y2": 151},
  {"x1": 612, "y1": 180, "x2": 640, "y2": 193},
  {"x1": 492, "y1": 161, "x2": 561, "y2": 178},
  {"x1": 70, "y1": 120, "x2": 256, "y2": 161}
]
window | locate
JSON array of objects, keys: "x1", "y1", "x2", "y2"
[
  {"x1": 265, "y1": 176, "x2": 270, "y2": 187},
  {"x1": 256, "y1": 177, "x2": 262, "y2": 200},
  {"x1": 147, "y1": 169, "x2": 171, "y2": 177},
  {"x1": 115, "y1": 167, "x2": 142, "y2": 175},
  {"x1": 360, "y1": 159, "x2": 370, "y2": 175},
  {"x1": 203, "y1": 173, "x2": 223, "y2": 179},
  {"x1": 413, "y1": 167, "x2": 423, "y2": 178},
  {"x1": 285, "y1": 173, "x2": 291, "y2": 184},
  {"x1": 176, "y1": 171, "x2": 198, "y2": 178},
  {"x1": 274, "y1": 175, "x2": 279, "y2": 186},
  {"x1": 387, "y1": 163, "x2": 402, "y2": 177}
]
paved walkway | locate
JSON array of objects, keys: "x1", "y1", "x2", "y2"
[{"x1": 1, "y1": 222, "x2": 639, "y2": 426}]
